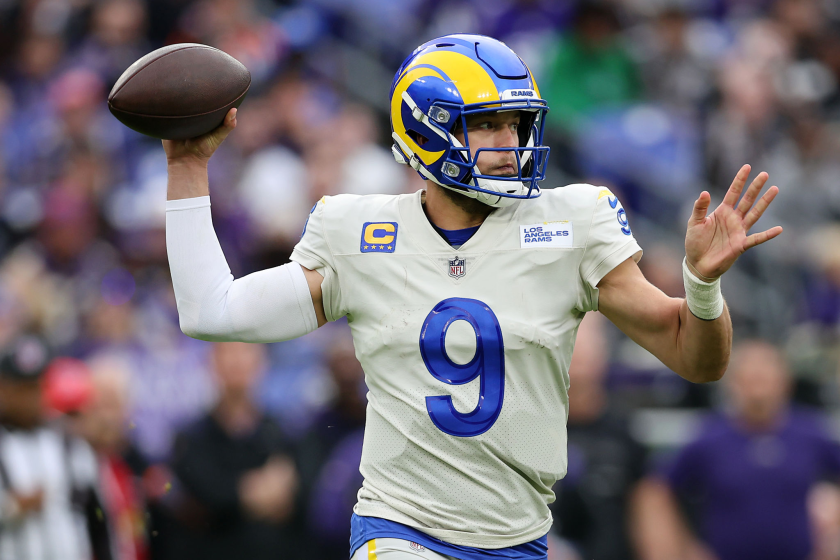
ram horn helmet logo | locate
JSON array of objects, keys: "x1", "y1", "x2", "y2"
[{"x1": 448, "y1": 256, "x2": 466, "y2": 279}]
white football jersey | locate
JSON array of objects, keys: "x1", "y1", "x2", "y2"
[{"x1": 290, "y1": 185, "x2": 642, "y2": 549}]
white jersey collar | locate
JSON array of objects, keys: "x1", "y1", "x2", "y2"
[{"x1": 398, "y1": 190, "x2": 522, "y2": 256}]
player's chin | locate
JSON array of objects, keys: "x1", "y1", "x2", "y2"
[{"x1": 488, "y1": 166, "x2": 518, "y2": 178}]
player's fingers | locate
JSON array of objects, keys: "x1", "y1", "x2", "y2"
[
  {"x1": 225, "y1": 107, "x2": 237, "y2": 129},
  {"x1": 689, "y1": 191, "x2": 711, "y2": 225},
  {"x1": 744, "y1": 225, "x2": 783, "y2": 250},
  {"x1": 736, "y1": 171, "x2": 769, "y2": 216},
  {"x1": 211, "y1": 108, "x2": 237, "y2": 138},
  {"x1": 722, "y1": 164, "x2": 751, "y2": 207},
  {"x1": 743, "y1": 185, "x2": 779, "y2": 230},
  {"x1": 217, "y1": 108, "x2": 238, "y2": 137}
]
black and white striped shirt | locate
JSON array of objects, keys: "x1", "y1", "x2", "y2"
[{"x1": 0, "y1": 423, "x2": 112, "y2": 560}]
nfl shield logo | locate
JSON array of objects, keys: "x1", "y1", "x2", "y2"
[{"x1": 448, "y1": 256, "x2": 466, "y2": 278}]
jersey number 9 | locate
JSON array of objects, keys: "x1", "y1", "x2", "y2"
[{"x1": 419, "y1": 298, "x2": 505, "y2": 437}]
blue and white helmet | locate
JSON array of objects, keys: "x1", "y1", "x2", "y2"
[{"x1": 390, "y1": 34, "x2": 550, "y2": 207}]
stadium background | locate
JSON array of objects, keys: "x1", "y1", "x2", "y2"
[{"x1": 0, "y1": 0, "x2": 839, "y2": 558}]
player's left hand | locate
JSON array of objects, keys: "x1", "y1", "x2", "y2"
[{"x1": 685, "y1": 164, "x2": 783, "y2": 280}]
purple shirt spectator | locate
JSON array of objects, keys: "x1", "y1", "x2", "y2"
[{"x1": 663, "y1": 408, "x2": 840, "y2": 560}]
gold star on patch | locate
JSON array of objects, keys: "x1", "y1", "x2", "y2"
[
  {"x1": 387, "y1": 245, "x2": 393, "y2": 250},
  {"x1": 379, "y1": 245, "x2": 384, "y2": 250},
  {"x1": 364, "y1": 245, "x2": 369, "y2": 250}
]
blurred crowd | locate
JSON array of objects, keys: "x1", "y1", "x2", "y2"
[{"x1": 0, "y1": 0, "x2": 839, "y2": 558}]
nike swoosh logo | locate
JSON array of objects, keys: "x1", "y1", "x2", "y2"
[{"x1": 608, "y1": 196, "x2": 618, "y2": 208}]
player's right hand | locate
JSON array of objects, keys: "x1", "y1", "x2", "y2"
[{"x1": 162, "y1": 108, "x2": 237, "y2": 165}]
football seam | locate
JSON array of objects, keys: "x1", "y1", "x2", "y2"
[
  {"x1": 107, "y1": 88, "x2": 249, "y2": 118},
  {"x1": 108, "y1": 44, "x2": 215, "y2": 101}
]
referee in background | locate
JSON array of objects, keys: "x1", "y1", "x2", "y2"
[{"x1": 0, "y1": 335, "x2": 112, "y2": 560}]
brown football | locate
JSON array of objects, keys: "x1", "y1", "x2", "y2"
[{"x1": 108, "y1": 43, "x2": 251, "y2": 140}]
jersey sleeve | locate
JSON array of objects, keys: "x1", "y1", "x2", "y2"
[
  {"x1": 290, "y1": 198, "x2": 345, "y2": 321},
  {"x1": 578, "y1": 189, "x2": 643, "y2": 312}
]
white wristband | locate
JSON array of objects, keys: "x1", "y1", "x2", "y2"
[{"x1": 683, "y1": 257, "x2": 724, "y2": 321}]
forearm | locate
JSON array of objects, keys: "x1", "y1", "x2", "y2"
[
  {"x1": 167, "y1": 159, "x2": 210, "y2": 200},
  {"x1": 674, "y1": 258, "x2": 731, "y2": 382},
  {"x1": 630, "y1": 479, "x2": 685, "y2": 560},
  {"x1": 675, "y1": 300, "x2": 732, "y2": 383},
  {"x1": 598, "y1": 259, "x2": 731, "y2": 383},
  {"x1": 603, "y1": 293, "x2": 729, "y2": 383},
  {"x1": 631, "y1": 479, "x2": 716, "y2": 560}
]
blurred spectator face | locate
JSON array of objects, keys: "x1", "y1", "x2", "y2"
[
  {"x1": 333, "y1": 104, "x2": 378, "y2": 149},
  {"x1": 93, "y1": 0, "x2": 147, "y2": 48},
  {"x1": 638, "y1": 244, "x2": 684, "y2": 298},
  {"x1": 85, "y1": 300, "x2": 135, "y2": 345},
  {"x1": 568, "y1": 312, "x2": 608, "y2": 423},
  {"x1": 575, "y1": 5, "x2": 620, "y2": 48},
  {"x1": 48, "y1": 68, "x2": 105, "y2": 138},
  {"x1": 271, "y1": 76, "x2": 338, "y2": 149},
  {"x1": 719, "y1": 59, "x2": 778, "y2": 127},
  {"x1": 17, "y1": 34, "x2": 63, "y2": 81},
  {"x1": 229, "y1": 96, "x2": 280, "y2": 154},
  {"x1": 739, "y1": 20, "x2": 792, "y2": 67},
  {"x1": 773, "y1": 0, "x2": 824, "y2": 41},
  {"x1": 726, "y1": 340, "x2": 791, "y2": 427},
  {"x1": 0, "y1": 83, "x2": 13, "y2": 131},
  {"x1": 789, "y1": 111, "x2": 831, "y2": 157},
  {"x1": 807, "y1": 225, "x2": 840, "y2": 288},
  {"x1": 207, "y1": 0, "x2": 254, "y2": 30},
  {"x1": 38, "y1": 188, "x2": 97, "y2": 266},
  {"x1": 212, "y1": 342, "x2": 265, "y2": 398},
  {"x1": 182, "y1": 0, "x2": 258, "y2": 46},
  {"x1": 656, "y1": 10, "x2": 688, "y2": 52},
  {"x1": 80, "y1": 365, "x2": 129, "y2": 453},
  {"x1": 61, "y1": 150, "x2": 109, "y2": 199},
  {"x1": 0, "y1": 378, "x2": 44, "y2": 428}
]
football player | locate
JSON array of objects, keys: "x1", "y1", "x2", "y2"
[{"x1": 163, "y1": 35, "x2": 782, "y2": 560}]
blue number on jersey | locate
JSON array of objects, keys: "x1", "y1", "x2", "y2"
[{"x1": 419, "y1": 298, "x2": 505, "y2": 437}]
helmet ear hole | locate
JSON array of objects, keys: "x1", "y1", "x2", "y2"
[{"x1": 407, "y1": 130, "x2": 429, "y2": 147}]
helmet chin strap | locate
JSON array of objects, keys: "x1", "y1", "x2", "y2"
[{"x1": 441, "y1": 179, "x2": 518, "y2": 208}]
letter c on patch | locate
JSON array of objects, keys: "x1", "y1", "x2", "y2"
[
  {"x1": 361, "y1": 222, "x2": 399, "y2": 253},
  {"x1": 364, "y1": 223, "x2": 396, "y2": 244}
]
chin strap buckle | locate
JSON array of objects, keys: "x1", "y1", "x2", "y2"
[
  {"x1": 392, "y1": 144, "x2": 407, "y2": 164},
  {"x1": 408, "y1": 154, "x2": 422, "y2": 170}
]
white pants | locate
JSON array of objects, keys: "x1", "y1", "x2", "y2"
[{"x1": 351, "y1": 538, "x2": 458, "y2": 560}]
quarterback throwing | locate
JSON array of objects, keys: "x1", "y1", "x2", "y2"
[{"x1": 163, "y1": 35, "x2": 781, "y2": 560}]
